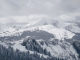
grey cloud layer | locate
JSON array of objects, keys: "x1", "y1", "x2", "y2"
[{"x1": 0, "y1": 0, "x2": 80, "y2": 23}]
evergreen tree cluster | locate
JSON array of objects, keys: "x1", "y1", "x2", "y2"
[
  {"x1": 22, "y1": 39, "x2": 51, "y2": 56},
  {"x1": 73, "y1": 41, "x2": 80, "y2": 58},
  {"x1": 0, "y1": 43, "x2": 64, "y2": 60}
]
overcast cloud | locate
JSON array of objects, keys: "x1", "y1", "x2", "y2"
[{"x1": 0, "y1": 0, "x2": 80, "y2": 23}]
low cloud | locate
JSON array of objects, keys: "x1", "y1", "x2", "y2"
[{"x1": 0, "y1": 0, "x2": 80, "y2": 23}]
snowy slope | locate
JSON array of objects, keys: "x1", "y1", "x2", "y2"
[
  {"x1": 1, "y1": 38, "x2": 77, "y2": 60},
  {"x1": 65, "y1": 22, "x2": 80, "y2": 33},
  {"x1": 0, "y1": 38, "x2": 78, "y2": 60},
  {"x1": 37, "y1": 39, "x2": 78, "y2": 60},
  {"x1": 26, "y1": 24, "x2": 75, "y2": 40},
  {"x1": 0, "y1": 19, "x2": 75, "y2": 40},
  {"x1": 0, "y1": 24, "x2": 27, "y2": 37}
]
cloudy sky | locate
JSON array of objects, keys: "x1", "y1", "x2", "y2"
[{"x1": 0, "y1": 0, "x2": 80, "y2": 23}]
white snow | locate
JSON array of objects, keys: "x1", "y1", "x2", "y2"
[
  {"x1": 12, "y1": 40, "x2": 27, "y2": 51},
  {"x1": 26, "y1": 25, "x2": 75, "y2": 40},
  {"x1": 65, "y1": 23, "x2": 80, "y2": 33}
]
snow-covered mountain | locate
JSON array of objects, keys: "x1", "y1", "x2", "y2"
[
  {"x1": 65, "y1": 21, "x2": 80, "y2": 33},
  {"x1": 0, "y1": 19, "x2": 75, "y2": 40},
  {"x1": 0, "y1": 17, "x2": 80, "y2": 60}
]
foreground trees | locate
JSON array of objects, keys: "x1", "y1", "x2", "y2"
[
  {"x1": 0, "y1": 44, "x2": 64, "y2": 60},
  {"x1": 0, "y1": 38, "x2": 66, "y2": 60}
]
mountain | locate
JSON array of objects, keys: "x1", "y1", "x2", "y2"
[
  {"x1": 65, "y1": 21, "x2": 80, "y2": 33},
  {"x1": 0, "y1": 17, "x2": 80, "y2": 60}
]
